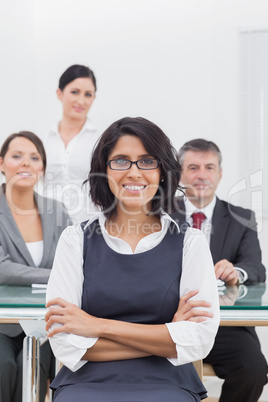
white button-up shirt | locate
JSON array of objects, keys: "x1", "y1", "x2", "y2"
[
  {"x1": 46, "y1": 211, "x2": 220, "y2": 371},
  {"x1": 43, "y1": 118, "x2": 101, "y2": 224}
]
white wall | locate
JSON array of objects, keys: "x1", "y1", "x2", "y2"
[
  {"x1": 0, "y1": 0, "x2": 35, "y2": 133},
  {"x1": 1, "y1": 2, "x2": 268, "y2": 399},
  {"x1": 0, "y1": 0, "x2": 268, "y2": 261}
]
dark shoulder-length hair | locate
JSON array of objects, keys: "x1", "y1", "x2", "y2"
[{"x1": 87, "y1": 116, "x2": 182, "y2": 218}]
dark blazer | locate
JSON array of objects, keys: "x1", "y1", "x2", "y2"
[{"x1": 171, "y1": 197, "x2": 266, "y2": 283}]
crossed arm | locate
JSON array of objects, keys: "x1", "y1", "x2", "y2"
[
  {"x1": 45, "y1": 224, "x2": 219, "y2": 370},
  {"x1": 45, "y1": 289, "x2": 213, "y2": 362}
]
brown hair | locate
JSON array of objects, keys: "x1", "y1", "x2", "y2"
[{"x1": 0, "y1": 131, "x2": 47, "y2": 173}]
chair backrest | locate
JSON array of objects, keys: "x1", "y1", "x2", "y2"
[
  {"x1": 193, "y1": 360, "x2": 216, "y2": 382},
  {"x1": 193, "y1": 360, "x2": 203, "y2": 381}
]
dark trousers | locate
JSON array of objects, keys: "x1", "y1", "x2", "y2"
[
  {"x1": 0, "y1": 332, "x2": 53, "y2": 402},
  {"x1": 204, "y1": 326, "x2": 268, "y2": 402}
]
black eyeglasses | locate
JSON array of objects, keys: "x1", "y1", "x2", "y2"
[{"x1": 107, "y1": 158, "x2": 161, "y2": 171}]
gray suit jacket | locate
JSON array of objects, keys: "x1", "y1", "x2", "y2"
[
  {"x1": 0, "y1": 187, "x2": 71, "y2": 335},
  {"x1": 171, "y1": 197, "x2": 266, "y2": 283}
]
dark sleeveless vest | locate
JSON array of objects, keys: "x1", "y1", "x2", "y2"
[{"x1": 50, "y1": 219, "x2": 207, "y2": 399}]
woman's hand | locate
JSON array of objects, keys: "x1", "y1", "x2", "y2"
[
  {"x1": 45, "y1": 297, "x2": 102, "y2": 338},
  {"x1": 172, "y1": 290, "x2": 213, "y2": 323}
]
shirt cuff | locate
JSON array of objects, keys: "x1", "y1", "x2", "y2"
[
  {"x1": 68, "y1": 334, "x2": 98, "y2": 349},
  {"x1": 165, "y1": 321, "x2": 200, "y2": 366},
  {"x1": 49, "y1": 333, "x2": 98, "y2": 372},
  {"x1": 67, "y1": 334, "x2": 98, "y2": 371},
  {"x1": 235, "y1": 267, "x2": 248, "y2": 284}
]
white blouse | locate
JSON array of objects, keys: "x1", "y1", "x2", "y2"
[
  {"x1": 43, "y1": 117, "x2": 101, "y2": 224},
  {"x1": 46, "y1": 211, "x2": 220, "y2": 372},
  {"x1": 26, "y1": 240, "x2": 44, "y2": 267}
]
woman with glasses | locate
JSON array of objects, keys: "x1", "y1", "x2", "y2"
[{"x1": 45, "y1": 117, "x2": 220, "y2": 401}]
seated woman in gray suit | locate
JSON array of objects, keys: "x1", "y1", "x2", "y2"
[{"x1": 0, "y1": 131, "x2": 70, "y2": 402}]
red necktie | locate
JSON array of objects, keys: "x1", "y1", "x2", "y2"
[{"x1": 192, "y1": 212, "x2": 206, "y2": 230}]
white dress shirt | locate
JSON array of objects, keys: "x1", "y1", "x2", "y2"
[
  {"x1": 43, "y1": 118, "x2": 101, "y2": 224},
  {"x1": 46, "y1": 211, "x2": 220, "y2": 372}
]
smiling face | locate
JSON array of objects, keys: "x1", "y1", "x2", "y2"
[
  {"x1": 180, "y1": 150, "x2": 222, "y2": 208},
  {"x1": 57, "y1": 77, "x2": 96, "y2": 122},
  {"x1": 107, "y1": 135, "x2": 161, "y2": 215},
  {"x1": 0, "y1": 137, "x2": 44, "y2": 190}
]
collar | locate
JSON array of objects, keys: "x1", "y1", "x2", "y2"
[
  {"x1": 184, "y1": 195, "x2": 216, "y2": 222},
  {"x1": 48, "y1": 117, "x2": 97, "y2": 138},
  {"x1": 82, "y1": 209, "x2": 180, "y2": 234}
]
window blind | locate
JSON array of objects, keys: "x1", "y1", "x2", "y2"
[{"x1": 239, "y1": 29, "x2": 268, "y2": 220}]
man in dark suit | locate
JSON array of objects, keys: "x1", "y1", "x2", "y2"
[{"x1": 172, "y1": 138, "x2": 267, "y2": 402}]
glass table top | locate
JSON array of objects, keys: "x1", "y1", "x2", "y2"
[
  {"x1": 219, "y1": 282, "x2": 268, "y2": 310},
  {"x1": 0, "y1": 282, "x2": 267, "y2": 309},
  {"x1": 0, "y1": 285, "x2": 46, "y2": 307}
]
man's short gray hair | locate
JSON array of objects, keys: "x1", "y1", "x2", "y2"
[{"x1": 178, "y1": 138, "x2": 222, "y2": 167}]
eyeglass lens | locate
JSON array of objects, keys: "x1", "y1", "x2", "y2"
[{"x1": 109, "y1": 158, "x2": 159, "y2": 170}]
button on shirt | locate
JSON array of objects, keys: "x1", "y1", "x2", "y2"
[
  {"x1": 43, "y1": 118, "x2": 101, "y2": 224},
  {"x1": 46, "y1": 211, "x2": 220, "y2": 372}
]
